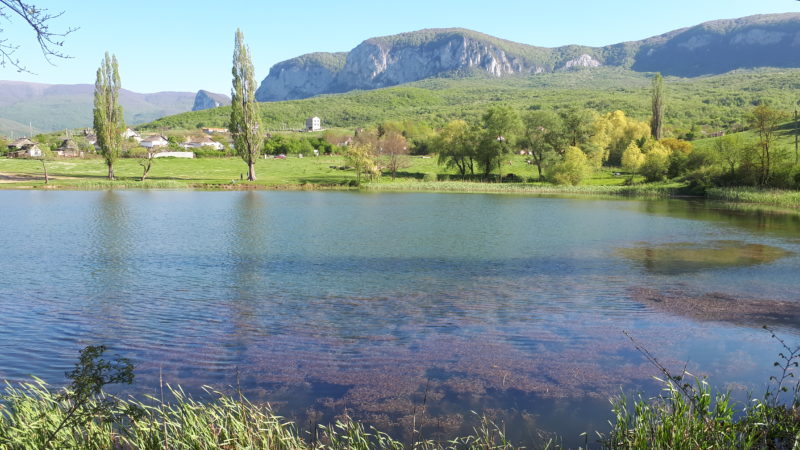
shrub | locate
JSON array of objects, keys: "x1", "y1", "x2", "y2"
[{"x1": 548, "y1": 146, "x2": 590, "y2": 186}]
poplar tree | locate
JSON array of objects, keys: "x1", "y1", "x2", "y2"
[
  {"x1": 230, "y1": 29, "x2": 263, "y2": 181},
  {"x1": 650, "y1": 73, "x2": 664, "y2": 140},
  {"x1": 93, "y1": 52, "x2": 124, "y2": 180}
]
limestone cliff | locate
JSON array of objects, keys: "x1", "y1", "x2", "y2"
[
  {"x1": 255, "y1": 13, "x2": 800, "y2": 101},
  {"x1": 192, "y1": 90, "x2": 231, "y2": 111}
]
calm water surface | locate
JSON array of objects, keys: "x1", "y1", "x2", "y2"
[{"x1": 1, "y1": 190, "x2": 798, "y2": 445}]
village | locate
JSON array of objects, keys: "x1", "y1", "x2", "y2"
[{"x1": 4, "y1": 116, "x2": 324, "y2": 159}]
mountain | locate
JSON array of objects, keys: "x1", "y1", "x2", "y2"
[
  {"x1": 255, "y1": 13, "x2": 800, "y2": 101},
  {"x1": 0, "y1": 81, "x2": 198, "y2": 136},
  {"x1": 192, "y1": 90, "x2": 231, "y2": 111}
]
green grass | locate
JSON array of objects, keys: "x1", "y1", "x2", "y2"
[
  {"x1": 0, "y1": 380, "x2": 524, "y2": 449},
  {"x1": 4, "y1": 155, "x2": 800, "y2": 208}
]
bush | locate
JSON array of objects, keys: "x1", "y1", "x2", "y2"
[
  {"x1": 422, "y1": 173, "x2": 437, "y2": 182},
  {"x1": 548, "y1": 146, "x2": 590, "y2": 186}
]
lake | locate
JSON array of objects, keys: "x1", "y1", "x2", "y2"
[{"x1": 1, "y1": 190, "x2": 798, "y2": 446}]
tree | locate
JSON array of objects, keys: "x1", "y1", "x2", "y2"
[
  {"x1": 522, "y1": 110, "x2": 565, "y2": 180},
  {"x1": 650, "y1": 73, "x2": 664, "y2": 140},
  {"x1": 230, "y1": 29, "x2": 263, "y2": 181},
  {"x1": 0, "y1": 1, "x2": 76, "y2": 72},
  {"x1": 93, "y1": 52, "x2": 124, "y2": 180},
  {"x1": 559, "y1": 107, "x2": 594, "y2": 148},
  {"x1": 748, "y1": 104, "x2": 786, "y2": 186},
  {"x1": 713, "y1": 134, "x2": 745, "y2": 177},
  {"x1": 476, "y1": 105, "x2": 521, "y2": 180},
  {"x1": 435, "y1": 120, "x2": 475, "y2": 177},
  {"x1": 591, "y1": 110, "x2": 650, "y2": 166},
  {"x1": 37, "y1": 142, "x2": 53, "y2": 184},
  {"x1": 344, "y1": 142, "x2": 378, "y2": 186},
  {"x1": 378, "y1": 130, "x2": 409, "y2": 180},
  {"x1": 640, "y1": 141, "x2": 671, "y2": 182},
  {"x1": 621, "y1": 142, "x2": 644, "y2": 183}
]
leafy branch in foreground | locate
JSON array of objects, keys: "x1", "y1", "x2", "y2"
[{"x1": 45, "y1": 345, "x2": 134, "y2": 448}]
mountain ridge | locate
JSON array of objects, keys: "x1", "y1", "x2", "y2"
[
  {"x1": 0, "y1": 81, "x2": 202, "y2": 136},
  {"x1": 256, "y1": 13, "x2": 800, "y2": 101}
]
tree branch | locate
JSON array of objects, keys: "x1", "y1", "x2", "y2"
[{"x1": 0, "y1": 0, "x2": 77, "y2": 72}]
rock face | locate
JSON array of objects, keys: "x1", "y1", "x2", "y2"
[
  {"x1": 632, "y1": 13, "x2": 800, "y2": 76},
  {"x1": 192, "y1": 90, "x2": 231, "y2": 111},
  {"x1": 255, "y1": 13, "x2": 800, "y2": 101},
  {"x1": 256, "y1": 29, "x2": 551, "y2": 101},
  {"x1": 255, "y1": 53, "x2": 347, "y2": 102}
]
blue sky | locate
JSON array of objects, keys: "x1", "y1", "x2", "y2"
[{"x1": 2, "y1": 0, "x2": 798, "y2": 94}]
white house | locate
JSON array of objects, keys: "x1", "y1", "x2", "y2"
[
  {"x1": 122, "y1": 128, "x2": 142, "y2": 142},
  {"x1": 305, "y1": 116, "x2": 321, "y2": 132},
  {"x1": 140, "y1": 135, "x2": 169, "y2": 149},
  {"x1": 8, "y1": 144, "x2": 42, "y2": 158},
  {"x1": 202, "y1": 127, "x2": 228, "y2": 134},
  {"x1": 180, "y1": 135, "x2": 224, "y2": 150}
]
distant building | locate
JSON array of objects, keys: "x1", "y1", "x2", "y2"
[
  {"x1": 122, "y1": 128, "x2": 142, "y2": 142},
  {"x1": 305, "y1": 116, "x2": 321, "y2": 132},
  {"x1": 181, "y1": 135, "x2": 224, "y2": 151},
  {"x1": 54, "y1": 139, "x2": 83, "y2": 158},
  {"x1": 202, "y1": 127, "x2": 228, "y2": 134},
  {"x1": 8, "y1": 143, "x2": 42, "y2": 158},
  {"x1": 140, "y1": 135, "x2": 169, "y2": 149},
  {"x1": 8, "y1": 138, "x2": 35, "y2": 150}
]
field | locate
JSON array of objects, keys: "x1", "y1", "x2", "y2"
[{"x1": 0, "y1": 154, "x2": 637, "y2": 189}]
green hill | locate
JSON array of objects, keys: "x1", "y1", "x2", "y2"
[{"x1": 141, "y1": 67, "x2": 800, "y2": 136}]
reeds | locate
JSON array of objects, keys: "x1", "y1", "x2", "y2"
[
  {"x1": 707, "y1": 187, "x2": 800, "y2": 208},
  {"x1": 0, "y1": 381, "x2": 520, "y2": 449}
]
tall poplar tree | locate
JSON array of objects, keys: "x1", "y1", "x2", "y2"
[
  {"x1": 650, "y1": 73, "x2": 664, "y2": 140},
  {"x1": 93, "y1": 52, "x2": 124, "y2": 180},
  {"x1": 230, "y1": 29, "x2": 263, "y2": 181}
]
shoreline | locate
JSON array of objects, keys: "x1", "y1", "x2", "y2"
[{"x1": 2, "y1": 176, "x2": 799, "y2": 211}]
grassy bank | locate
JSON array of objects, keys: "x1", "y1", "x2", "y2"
[
  {"x1": 0, "y1": 380, "x2": 523, "y2": 450},
  {"x1": 707, "y1": 187, "x2": 800, "y2": 209},
  {"x1": 3, "y1": 156, "x2": 800, "y2": 209},
  {"x1": 2, "y1": 374, "x2": 798, "y2": 449}
]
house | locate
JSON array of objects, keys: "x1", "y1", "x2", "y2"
[
  {"x1": 140, "y1": 135, "x2": 169, "y2": 149},
  {"x1": 202, "y1": 127, "x2": 228, "y2": 134},
  {"x1": 54, "y1": 139, "x2": 83, "y2": 158},
  {"x1": 8, "y1": 143, "x2": 42, "y2": 158},
  {"x1": 8, "y1": 138, "x2": 35, "y2": 150},
  {"x1": 305, "y1": 117, "x2": 321, "y2": 132},
  {"x1": 122, "y1": 128, "x2": 142, "y2": 142},
  {"x1": 180, "y1": 135, "x2": 224, "y2": 150}
]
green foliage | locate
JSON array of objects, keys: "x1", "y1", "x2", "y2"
[
  {"x1": 640, "y1": 142, "x2": 671, "y2": 182},
  {"x1": 230, "y1": 29, "x2": 263, "y2": 181},
  {"x1": 142, "y1": 68, "x2": 800, "y2": 137},
  {"x1": 604, "y1": 329, "x2": 800, "y2": 449},
  {"x1": 93, "y1": 52, "x2": 125, "y2": 180},
  {"x1": 547, "y1": 146, "x2": 591, "y2": 185},
  {"x1": 435, "y1": 119, "x2": 476, "y2": 177},
  {"x1": 344, "y1": 143, "x2": 379, "y2": 186}
]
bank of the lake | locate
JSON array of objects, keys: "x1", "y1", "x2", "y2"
[{"x1": 2, "y1": 156, "x2": 800, "y2": 209}]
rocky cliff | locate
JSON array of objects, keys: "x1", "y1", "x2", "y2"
[
  {"x1": 255, "y1": 13, "x2": 800, "y2": 102},
  {"x1": 192, "y1": 90, "x2": 231, "y2": 111}
]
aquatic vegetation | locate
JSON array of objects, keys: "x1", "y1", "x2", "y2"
[{"x1": 617, "y1": 240, "x2": 792, "y2": 275}]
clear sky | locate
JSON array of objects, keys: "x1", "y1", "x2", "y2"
[{"x1": 2, "y1": 0, "x2": 798, "y2": 95}]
